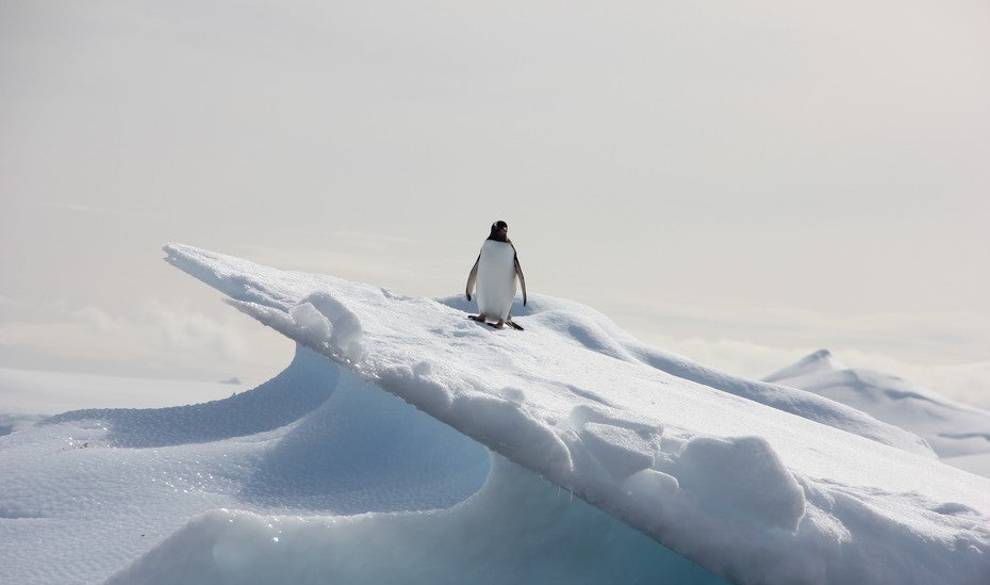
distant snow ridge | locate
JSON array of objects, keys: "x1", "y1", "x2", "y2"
[
  {"x1": 765, "y1": 349, "x2": 990, "y2": 458},
  {"x1": 766, "y1": 349, "x2": 990, "y2": 468},
  {"x1": 154, "y1": 244, "x2": 990, "y2": 585},
  {"x1": 764, "y1": 349, "x2": 845, "y2": 384}
]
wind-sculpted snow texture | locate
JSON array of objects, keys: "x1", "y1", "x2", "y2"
[
  {"x1": 766, "y1": 350, "x2": 990, "y2": 465},
  {"x1": 156, "y1": 244, "x2": 990, "y2": 585}
]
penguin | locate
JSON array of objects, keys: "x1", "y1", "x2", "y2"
[{"x1": 465, "y1": 220, "x2": 527, "y2": 329}]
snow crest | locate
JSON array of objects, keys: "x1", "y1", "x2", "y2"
[{"x1": 231, "y1": 292, "x2": 366, "y2": 364}]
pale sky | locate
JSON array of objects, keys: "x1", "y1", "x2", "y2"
[{"x1": 2, "y1": 0, "x2": 989, "y2": 406}]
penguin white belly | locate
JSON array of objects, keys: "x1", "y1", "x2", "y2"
[{"x1": 476, "y1": 240, "x2": 517, "y2": 320}]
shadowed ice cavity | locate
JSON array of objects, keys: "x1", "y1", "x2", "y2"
[
  {"x1": 238, "y1": 367, "x2": 492, "y2": 513},
  {"x1": 109, "y1": 456, "x2": 731, "y2": 585},
  {"x1": 42, "y1": 346, "x2": 337, "y2": 448}
]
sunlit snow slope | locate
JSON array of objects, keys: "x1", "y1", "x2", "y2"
[
  {"x1": 150, "y1": 243, "x2": 989, "y2": 585},
  {"x1": 766, "y1": 350, "x2": 990, "y2": 473}
]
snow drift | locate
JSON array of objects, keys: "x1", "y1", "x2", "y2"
[{"x1": 139, "y1": 243, "x2": 987, "y2": 585}]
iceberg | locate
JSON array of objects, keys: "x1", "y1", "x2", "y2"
[
  {"x1": 1, "y1": 244, "x2": 987, "y2": 585},
  {"x1": 154, "y1": 244, "x2": 988, "y2": 585}
]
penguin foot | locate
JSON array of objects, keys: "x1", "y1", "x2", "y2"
[{"x1": 468, "y1": 314, "x2": 521, "y2": 331}]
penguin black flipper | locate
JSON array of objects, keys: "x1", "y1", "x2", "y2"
[
  {"x1": 510, "y1": 243, "x2": 527, "y2": 307},
  {"x1": 507, "y1": 320, "x2": 525, "y2": 331},
  {"x1": 465, "y1": 254, "x2": 480, "y2": 301}
]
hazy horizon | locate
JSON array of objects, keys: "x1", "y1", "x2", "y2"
[{"x1": 2, "y1": 0, "x2": 988, "y2": 407}]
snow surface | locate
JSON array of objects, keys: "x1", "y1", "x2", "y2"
[
  {"x1": 766, "y1": 350, "x2": 990, "y2": 464},
  {"x1": 132, "y1": 243, "x2": 989, "y2": 585},
  {"x1": 1, "y1": 345, "x2": 724, "y2": 585}
]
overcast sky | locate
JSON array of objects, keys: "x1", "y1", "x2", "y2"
[{"x1": 2, "y1": 0, "x2": 988, "y2": 406}]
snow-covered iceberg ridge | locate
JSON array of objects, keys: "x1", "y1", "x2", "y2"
[{"x1": 162, "y1": 243, "x2": 990, "y2": 585}]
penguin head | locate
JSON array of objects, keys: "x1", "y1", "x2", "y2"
[{"x1": 489, "y1": 220, "x2": 509, "y2": 241}]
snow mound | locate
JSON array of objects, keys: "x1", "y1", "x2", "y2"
[
  {"x1": 450, "y1": 391, "x2": 574, "y2": 479},
  {"x1": 673, "y1": 436, "x2": 805, "y2": 531},
  {"x1": 155, "y1": 243, "x2": 990, "y2": 585},
  {"x1": 232, "y1": 291, "x2": 366, "y2": 364},
  {"x1": 580, "y1": 422, "x2": 657, "y2": 478},
  {"x1": 766, "y1": 350, "x2": 990, "y2": 461}
]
